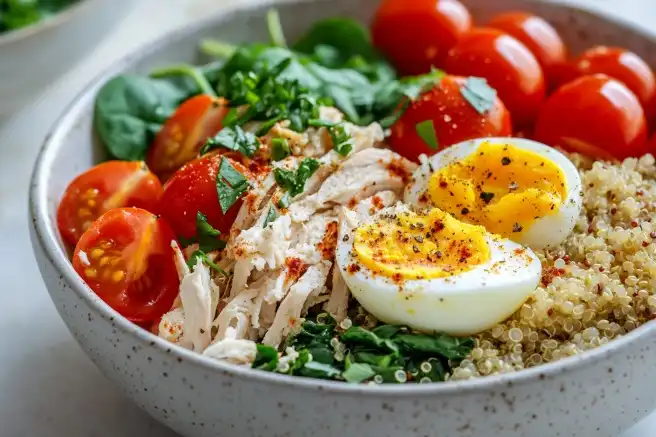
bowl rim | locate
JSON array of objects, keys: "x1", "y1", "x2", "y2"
[
  {"x1": 0, "y1": 0, "x2": 97, "y2": 47},
  {"x1": 29, "y1": 0, "x2": 656, "y2": 396}
]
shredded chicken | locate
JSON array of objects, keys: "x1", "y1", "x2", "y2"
[
  {"x1": 162, "y1": 109, "x2": 415, "y2": 367},
  {"x1": 289, "y1": 148, "x2": 417, "y2": 222},
  {"x1": 262, "y1": 260, "x2": 332, "y2": 347}
]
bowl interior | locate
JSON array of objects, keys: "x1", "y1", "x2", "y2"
[{"x1": 31, "y1": 0, "x2": 656, "y2": 386}]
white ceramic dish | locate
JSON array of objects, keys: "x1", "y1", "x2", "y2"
[
  {"x1": 29, "y1": 1, "x2": 656, "y2": 436},
  {"x1": 0, "y1": 0, "x2": 133, "y2": 120}
]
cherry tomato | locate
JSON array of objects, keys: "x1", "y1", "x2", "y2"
[
  {"x1": 389, "y1": 75, "x2": 512, "y2": 162},
  {"x1": 535, "y1": 74, "x2": 648, "y2": 160},
  {"x1": 444, "y1": 28, "x2": 546, "y2": 128},
  {"x1": 158, "y1": 152, "x2": 250, "y2": 240},
  {"x1": 147, "y1": 95, "x2": 228, "y2": 181},
  {"x1": 57, "y1": 161, "x2": 163, "y2": 246},
  {"x1": 560, "y1": 46, "x2": 656, "y2": 112},
  {"x1": 487, "y1": 11, "x2": 566, "y2": 87},
  {"x1": 371, "y1": 0, "x2": 472, "y2": 75},
  {"x1": 72, "y1": 208, "x2": 180, "y2": 323}
]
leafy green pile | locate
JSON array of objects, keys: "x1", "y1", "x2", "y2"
[
  {"x1": 0, "y1": 0, "x2": 78, "y2": 33},
  {"x1": 93, "y1": 10, "x2": 442, "y2": 161},
  {"x1": 254, "y1": 314, "x2": 474, "y2": 384}
]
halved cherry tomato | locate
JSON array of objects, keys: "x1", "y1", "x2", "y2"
[
  {"x1": 158, "y1": 152, "x2": 250, "y2": 240},
  {"x1": 57, "y1": 161, "x2": 163, "y2": 246},
  {"x1": 147, "y1": 95, "x2": 228, "y2": 181},
  {"x1": 557, "y1": 46, "x2": 656, "y2": 112},
  {"x1": 487, "y1": 12, "x2": 566, "y2": 87},
  {"x1": 389, "y1": 75, "x2": 512, "y2": 162},
  {"x1": 72, "y1": 208, "x2": 180, "y2": 323},
  {"x1": 371, "y1": 0, "x2": 472, "y2": 76},
  {"x1": 535, "y1": 74, "x2": 648, "y2": 161},
  {"x1": 444, "y1": 28, "x2": 546, "y2": 128}
]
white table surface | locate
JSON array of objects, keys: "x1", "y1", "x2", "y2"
[{"x1": 1, "y1": 0, "x2": 655, "y2": 436}]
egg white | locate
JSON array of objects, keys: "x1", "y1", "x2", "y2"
[
  {"x1": 404, "y1": 137, "x2": 583, "y2": 249},
  {"x1": 336, "y1": 207, "x2": 542, "y2": 336}
]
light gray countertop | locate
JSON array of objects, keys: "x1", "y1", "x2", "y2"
[{"x1": 1, "y1": 0, "x2": 654, "y2": 436}]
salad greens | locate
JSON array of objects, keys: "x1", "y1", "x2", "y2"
[
  {"x1": 254, "y1": 314, "x2": 474, "y2": 384},
  {"x1": 93, "y1": 10, "x2": 442, "y2": 162},
  {"x1": 0, "y1": 0, "x2": 78, "y2": 33}
]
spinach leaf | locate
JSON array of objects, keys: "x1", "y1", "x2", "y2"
[
  {"x1": 94, "y1": 75, "x2": 191, "y2": 160},
  {"x1": 340, "y1": 326, "x2": 399, "y2": 355},
  {"x1": 293, "y1": 17, "x2": 379, "y2": 65},
  {"x1": 394, "y1": 333, "x2": 474, "y2": 360},
  {"x1": 299, "y1": 361, "x2": 342, "y2": 379},
  {"x1": 342, "y1": 361, "x2": 375, "y2": 383},
  {"x1": 415, "y1": 120, "x2": 439, "y2": 150},
  {"x1": 253, "y1": 344, "x2": 279, "y2": 371}
]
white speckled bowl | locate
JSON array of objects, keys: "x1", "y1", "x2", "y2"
[{"x1": 28, "y1": 1, "x2": 656, "y2": 436}]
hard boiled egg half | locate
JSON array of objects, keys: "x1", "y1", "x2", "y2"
[
  {"x1": 336, "y1": 204, "x2": 541, "y2": 335},
  {"x1": 404, "y1": 137, "x2": 583, "y2": 249}
]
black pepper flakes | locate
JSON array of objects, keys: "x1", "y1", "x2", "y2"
[
  {"x1": 512, "y1": 223, "x2": 523, "y2": 233},
  {"x1": 342, "y1": 234, "x2": 349, "y2": 242},
  {"x1": 461, "y1": 207, "x2": 470, "y2": 215},
  {"x1": 480, "y1": 192, "x2": 495, "y2": 204},
  {"x1": 501, "y1": 157, "x2": 511, "y2": 166},
  {"x1": 414, "y1": 235, "x2": 424, "y2": 243}
]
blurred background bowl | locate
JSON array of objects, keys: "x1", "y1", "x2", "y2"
[{"x1": 0, "y1": 0, "x2": 134, "y2": 120}]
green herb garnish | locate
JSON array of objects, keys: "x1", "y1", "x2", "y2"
[
  {"x1": 415, "y1": 120, "x2": 439, "y2": 150},
  {"x1": 201, "y1": 126, "x2": 260, "y2": 157},
  {"x1": 273, "y1": 158, "x2": 320, "y2": 197},
  {"x1": 195, "y1": 212, "x2": 226, "y2": 252},
  {"x1": 460, "y1": 76, "x2": 497, "y2": 115},
  {"x1": 271, "y1": 137, "x2": 291, "y2": 161},
  {"x1": 216, "y1": 157, "x2": 249, "y2": 214},
  {"x1": 253, "y1": 344, "x2": 279, "y2": 371},
  {"x1": 253, "y1": 313, "x2": 474, "y2": 384},
  {"x1": 263, "y1": 207, "x2": 277, "y2": 228},
  {"x1": 328, "y1": 123, "x2": 353, "y2": 156},
  {"x1": 187, "y1": 250, "x2": 227, "y2": 275}
]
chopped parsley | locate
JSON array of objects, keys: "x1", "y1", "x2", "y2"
[
  {"x1": 263, "y1": 206, "x2": 277, "y2": 227},
  {"x1": 271, "y1": 137, "x2": 291, "y2": 161},
  {"x1": 196, "y1": 212, "x2": 226, "y2": 252},
  {"x1": 216, "y1": 157, "x2": 249, "y2": 214},
  {"x1": 415, "y1": 120, "x2": 439, "y2": 150},
  {"x1": 187, "y1": 250, "x2": 228, "y2": 275},
  {"x1": 460, "y1": 76, "x2": 497, "y2": 115},
  {"x1": 328, "y1": 123, "x2": 353, "y2": 156},
  {"x1": 253, "y1": 344, "x2": 279, "y2": 370},
  {"x1": 273, "y1": 158, "x2": 320, "y2": 197},
  {"x1": 201, "y1": 125, "x2": 260, "y2": 157}
]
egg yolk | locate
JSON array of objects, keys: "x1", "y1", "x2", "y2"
[
  {"x1": 427, "y1": 142, "x2": 567, "y2": 237},
  {"x1": 352, "y1": 208, "x2": 490, "y2": 280}
]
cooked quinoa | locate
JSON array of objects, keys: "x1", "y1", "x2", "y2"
[{"x1": 450, "y1": 153, "x2": 656, "y2": 380}]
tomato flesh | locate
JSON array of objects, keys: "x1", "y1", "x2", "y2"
[
  {"x1": 57, "y1": 161, "x2": 163, "y2": 246},
  {"x1": 444, "y1": 28, "x2": 546, "y2": 128},
  {"x1": 389, "y1": 75, "x2": 512, "y2": 162},
  {"x1": 487, "y1": 11, "x2": 566, "y2": 88},
  {"x1": 72, "y1": 208, "x2": 180, "y2": 323},
  {"x1": 535, "y1": 74, "x2": 648, "y2": 161},
  {"x1": 371, "y1": 0, "x2": 472, "y2": 75},
  {"x1": 158, "y1": 153, "x2": 250, "y2": 240},
  {"x1": 147, "y1": 95, "x2": 228, "y2": 181}
]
